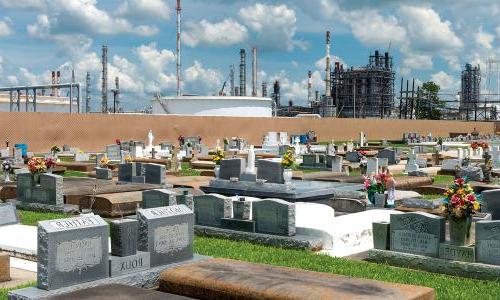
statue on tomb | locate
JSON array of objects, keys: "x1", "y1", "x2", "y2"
[
  {"x1": 148, "y1": 130, "x2": 154, "y2": 148},
  {"x1": 246, "y1": 145, "x2": 256, "y2": 174}
]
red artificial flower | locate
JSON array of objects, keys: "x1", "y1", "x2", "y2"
[
  {"x1": 115, "y1": 139, "x2": 121, "y2": 145},
  {"x1": 455, "y1": 178, "x2": 465, "y2": 186},
  {"x1": 451, "y1": 194, "x2": 460, "y2": 205},
  {"x1": 467, "y1": 194, "x2": 476, "y2": 202}
]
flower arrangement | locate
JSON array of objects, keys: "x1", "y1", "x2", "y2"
[
  {"x1": 212, "y1": 148, "x2": 225, "y2": 165},
  {"x1": 359, "y1": 150, "x2": 367, "y2": 156},
  {"x1": 28, "y1": 157, "x2": 46, "y2": 174},
  {"x1": 471, "y1": 141, "x2": 489, "y2": 150},
  {"x1": 1, "y1": 160, "x2": 12, "y2": 172},
  {"x1": 177, "y1": 135, "x2": 185, "y2": 146},
  {"x1": 223, "y1": 138, "x2": 229, "y2": 145},
  {"x1": 124, "y1": 155, "x2": 133, "y2": 163},
  {"x1": 441, "y1": 178, "x2": 480, "y2": 219},
  {"x1": 50, "y1": 145, "x2": 61, "y2": 154},
  {"x1": 45, "y1": 157, "x2": 57, "y2": 169},
  {"x1": 363, "y1": 173, "x2": 388, "y2": 194},
  {"x1": 115, "y1": 139, "x2": 121, "y2": 145},
  {"x1": 100, "y1": 156, "x2": 110, "y2": 168},
  {"x1": 281, "y1": 148, "x2": 295, "y2": 169}
]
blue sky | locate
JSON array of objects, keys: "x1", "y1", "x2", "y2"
[{"x1": 0, "y1": 0, "x2": 499, "y2": 111}]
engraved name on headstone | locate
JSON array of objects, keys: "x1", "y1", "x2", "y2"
[
  {"x1": 476, "y1": 220, "x2": 500, "y2": 265},
  {"x1": 37, "y1": 215, "x2": 109, "y2": 290},
  {"x1": 137, "y1": 205, "x2": 194, "y2": 267},
  {"x1": 390, "y1": 212, "x2": 445, "y2": 257}
]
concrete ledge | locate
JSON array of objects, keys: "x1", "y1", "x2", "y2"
[
  {"x1": 194, "y1": 225, "x2": 325, "y2": 251},
  {"x1": 159, "y1": 258, "x2": 436, "y2": 300},
  {"x1": 8, "y1": 254, "x2": 211, "y2": 300},
  {"x1": 367, "y1": 249, "x2": 500, "y2": 280},
  {"x1": 14, "y1": 201, "x2": 79, "y2": 214}
]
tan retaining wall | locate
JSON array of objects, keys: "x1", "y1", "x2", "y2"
[{"x1": 0, "y1": 112, "x2": 495, "y2": 152}]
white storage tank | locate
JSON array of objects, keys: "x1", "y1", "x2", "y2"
[{"x1": 152, "y1": 96, "x2": 273, "y2": 117}]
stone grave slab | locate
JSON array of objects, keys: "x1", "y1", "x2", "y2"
[
  {"x1": 372, "y1": 221, "x2": 390, "y2": 250},
  {"x1": 158, "y1": 258, "x2": 436, "y2": 300},
  {"x1": 480, "y1": 190, "x2": 500, "y2": 220},
  {"x1": 476, "y1": 220, "x2": 500, "y2": 265},
  {"x1": 193, "y1": 194, "x2": 231, "y2": 227},
  {"x1": 390, "y1": 212, "x2": 445, "y2": 257},
  {"x1": 252, "y1": 199, "x2": 295, "y2": 236},
  {"x1": 0, "y1": 202, "x2": 19, "y2": 226},
  {"x1": 378, "y1": 149, "x2": 398, "y2": 165},
  {"x1": 42, "y1": 284, "x2": 195, "y2": 300},
  {"x1": 438, "y1": 243, "x2": 475, "y2": 263},
  {"x1": 219, "y1": 158, "x2": 245, "y2": 180},
  {"x1": 142, "y1": 189, "x2": 177, "y2": 209},
  {"x1": 0, "y1": 252, "x2": 10, "y2": 282},
  {"x1": 37, "y1": 215, "x2": 109, "y2": 290},
  {"x1": 137, "y1": 205, "x2": 194, "y2": 267},
  {"x1": 256, "y1": 159, "x2": 284, "y2": 184},
  {"x1": 144, "y1": 163, "x2": 166, "y2": 185}
]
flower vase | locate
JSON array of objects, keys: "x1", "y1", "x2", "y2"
[
  {"x1": 3, "y1": 172, "x2": 10, "y2": 183},
  {"x1": 214, "y1": 165, "x2": 220, "y2": 178},
  {"x1": 374, "y1": 193, "x2": 387, "y2": 208},
  {"x1": 449, "y1": 216, "x2": 472, "y2": 246},
  {"x1": 283, "y1": 168, "x2": 293, "y2": 184},
  {"x1": 32, "y1": 173, "x2": 41, "y2": 185},
  {"x1": 367, "y1": 191, "x2": 375, "y2": 205}
]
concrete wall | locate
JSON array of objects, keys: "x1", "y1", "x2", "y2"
[{"x1": 0, "y1": 112, "x2": 495, "y2": 152}]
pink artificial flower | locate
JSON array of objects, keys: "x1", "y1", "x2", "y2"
[
  {"x1": 455, "y1": 178, "x2": 465, "y2": 186},
  {"x1": 467, "y1": 194, "x2": 476, "y2": 202}
]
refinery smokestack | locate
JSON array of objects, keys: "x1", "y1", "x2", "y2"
[
  {"x1": 229, "y1": 65, "x2": 235, "y2": 96},
  {"x1": 240, "y1": 49, "x2": 246, "y2": 96},
  {"x1": 325, "y1": 31, "x2": 331, "y2": 97},
  {"x1": 252, "y1": 47, "x2": 257, "y2": 97},
  {"x1": 85, "y1": 72, "x2": 91, "y2": 113},
  {"x1": 176, "y1": 0, "x2": 181, "y2": 96},
  {"x1": 307, "y1": 70, "x2": 312, "y2": 105},
  {"x1": 102, "y1": 45, "x2": 108, "y2": 113}
]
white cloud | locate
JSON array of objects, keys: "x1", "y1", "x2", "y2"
[
  {"x1": 315, "y1": 55, "x2": 346, "y2": 70},
  {"x1": 475, "y1": 26, "x2": 495, "y2": 50},
  {"x1": 135, "y1": 43, "x2": 175, "y2": 77},
  {"x1": 239, "y1": 3, "x2": 304, "y2": 51},
  {"x1": 399, "y1": 6, "x2": 463, "y2": 54},
  {"x1": 184, "y1": 61, "x2": 223, "y2": 95},
  {"x1": 430, "y1": 71, "x2": 460, "y2": 92},
  {"x1": 0, "y1": 18, "x2": 12, "y2": 36},
  {"x1": 344, "y1": 10, "x2": 406, "y2": 47},
  {"x1": 183, "y1": 19, "x2": 248, "y2": 47},
  {"x1": 29, "y1": 0, "x2": 158, "y2": 37},
  {"x1": 116, "y1": 0, "x2": 170, "y2": 20},
  {"x1": 403, "y1": 53, "x2": 433, "y2": 70},
  {"x1": 0, "y1": 0, "x2": 45, "y2": 9}
]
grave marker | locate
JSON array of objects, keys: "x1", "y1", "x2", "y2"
[
  {"x1": 256, "y1": 160, "x2": 284, "y2": 184},
  {"x1": 37, "y1": 215, "x2": 109, "y2": 290},
  {"x1": 142, "y1": 189, "x2": 177, "y2": 209},
  {"x1": 137, "y1": 205, "x2": 194, "y2": 267},
  {"x1": 193, "y1": 194, "x2": 231, "y2": 227},
  {"x1": 252, "y1": 199, "x2": 295, "y2": 236},
  {"x1": 219, "y1": 158, "x2": 245, "y2": 180},
  {"x1": 476, "y1": 220, "x2": 500, "y2": 265},
  {"x1": 0, "y1": 203, "x2": 18, "y2": 226},
  {"x1": 390, "y1": 212, "x2": 445, "y2": 257}
]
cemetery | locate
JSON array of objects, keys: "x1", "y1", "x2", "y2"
[{"x1": 3, "y1": 127, "x2": 500, "y2": 299}]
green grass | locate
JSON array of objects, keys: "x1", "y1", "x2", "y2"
[
  {"x1": 176, "y1": 162, "x2": 201, "y2": 177},
  {"x1": 432, "y1": 175, "x2": 455, "y2": 186},
  {"x1": 63, "y1": 170, "x2": 89, "y2": 178},
  {"x1": 194, "y1": 236, "x2": 500, "y2": 299},
  {"x1": 0, "y1": 282, "x2": 35, "y2": 300},
  {"x1": 17, "y1": 209, "x2": 72, "y2": 226}
]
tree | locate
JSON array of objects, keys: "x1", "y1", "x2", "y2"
[{"x1": 415, "y1": 81, "x2": 445, "y2": 120}]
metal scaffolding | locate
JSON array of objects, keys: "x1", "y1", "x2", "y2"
[{"x1": 0, "y1": 83, "x2": 81, "y2": 113}]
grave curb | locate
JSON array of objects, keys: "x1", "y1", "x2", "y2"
[
  {"x1": 367, "y1": 249, "x2": 500, "y2": 281},
  {"x1": 8, "y1": 254, "x2": 211, "y2": 300},
  {"x1": 194, "y1": 225, "x2": 325, "y2": 251}
]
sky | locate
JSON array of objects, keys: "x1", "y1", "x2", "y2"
[{"x1": 0, "y1": 0, "x2": 499, "y2": 111}]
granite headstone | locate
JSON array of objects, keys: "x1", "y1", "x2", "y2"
[
  {"x1": 476, "y1": 220, "x2": 500, "y2": 265},
  {"x1": 252, "y1": 199, "x2": 295, "y2": 236}
]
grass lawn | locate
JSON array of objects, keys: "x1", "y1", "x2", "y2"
[
  {"x1": 194, "y1": 236, "x2": 500, "y2": 299},
  {"x1": 0, "y1": 283, "x2": 35, "y2": 300},
  {"x1": 432, "y1": 175, "x2": 455, "y2": 186},
  {"x1": 17, "y1": 209, "x2": 72, "y2": 226},
  {"x1": 176, "y1": 162, "x2": 201, "y2": 177},
  {"x1": 63, "y1": 170, "x2": 89, "y2": 178}
]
